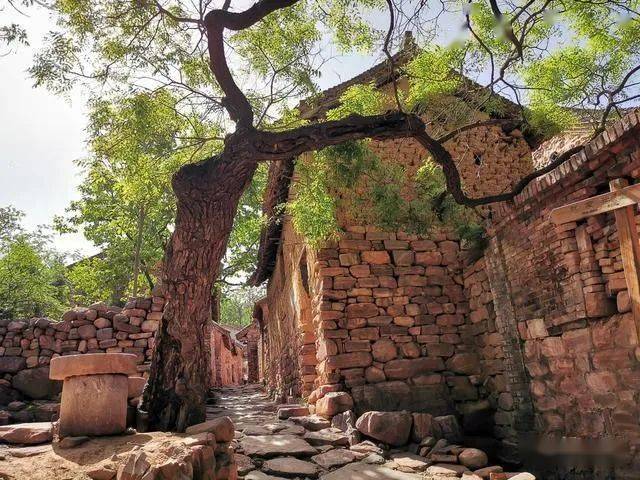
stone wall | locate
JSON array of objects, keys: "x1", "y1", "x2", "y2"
[
  {"x1": 0, "y1": 296, "x2": 163, "y2": 423},
  {"x1": 210, "y1": 323, "x2": 245, "y2": 387},
  {"x1": 257, "y1": 221, "x2": 319, "y2": 401},
  {"x1": 313, "y1": 226, "x2": 484, "y2": 421},
  {"x1": 480, "y1": 112, "x2": 640, "y2": 472}
]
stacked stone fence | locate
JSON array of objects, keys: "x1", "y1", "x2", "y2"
[{"x1": 0, "y1": 295, "x2": 164, "y2": 424}]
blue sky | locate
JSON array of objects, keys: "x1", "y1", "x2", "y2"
[{"x1": 0, "y1": 5, "x2": 391, "y2": 257}]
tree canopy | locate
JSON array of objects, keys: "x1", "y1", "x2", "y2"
[{"x1": 0, "y1": 206, "x2": 68, "y2": 319}]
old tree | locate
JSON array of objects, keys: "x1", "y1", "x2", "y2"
[{"x1": 32, "y1": 0, "x2": 640, "y2": 430}]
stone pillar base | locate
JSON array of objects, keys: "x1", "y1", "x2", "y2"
[{"x1": 59, "y1": 374, "x2": 128, "y2": 437}]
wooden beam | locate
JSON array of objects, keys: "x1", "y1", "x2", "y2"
[
  {"x1": 610, "y1": 179, "x2": 640, "y2": 342},
  {"x1": 550, "y1": 182, "x2": 640, "y2": 225}
]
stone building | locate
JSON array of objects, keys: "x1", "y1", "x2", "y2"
[
  {"x1": 209, "y1": 322, "x2": 246, "y2": 387},
  {"x1": 246, "y1": 55, "x2": 640, "y2": 473}
]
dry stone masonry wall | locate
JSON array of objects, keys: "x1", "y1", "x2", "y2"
[{"x1": 0, "y1": 296, "x2": 164, "y2": 424}]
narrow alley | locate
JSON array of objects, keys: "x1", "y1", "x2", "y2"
[{"x1": 206, "y1": 384, "x2": 508, "y2": 479}]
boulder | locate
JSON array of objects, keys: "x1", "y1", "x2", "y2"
[
  {"x1": 315, "y1": 392, "x2": 353, "y2": 418},
  {"x1": 0, "y1": 422, "x2": 53, "y2": 444},
  {"x1": 0, "y1": 383, "x2": 22, "y2": 405},
  {"x1": 12, "y1": 367, "x2": 61, "y2": 400},
  {"x1": 458, "y1": 448, "x2": 488, "y2": 469},
  {"x1": 185, "y1": 416, "x2": 235, "y2": 442},
  {"x1": 0, "y1": 356, "x2": 26, "y2": 374},
  {"x1": 355, "y1": 410, "x2": 412, "y2": 446}
]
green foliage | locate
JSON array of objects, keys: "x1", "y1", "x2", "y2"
[
  {"x1": 288, "y1": 154, "x2": 340, "y2": 248},
  {"x1": 0, "y1": 207, "x2": 68, "y2": 319},
  {"x1": 326, "y1": 83, "x2": 386, "y2": 120},
  {"x1": 222, "y1": 164, "x2": 268, "y2": 284},
  {"x1": 219, "y1": 287, "x2": 263, "y2": 327},
  {"x1": 55, "y1": 90, "x2": 220, "y2": 303},
  {"x1": 406, "y1": 45, "x2": 467, "y2": 109}
]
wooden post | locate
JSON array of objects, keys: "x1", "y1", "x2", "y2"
[{"x1": 610, "y1": 178, "x2": 640, "y2": 342}]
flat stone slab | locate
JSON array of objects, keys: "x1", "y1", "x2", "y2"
[
  {"x1": 241, "y1": 434, "x2": 317, "y2": 458},
  {"x1": 245, "y1": 471, "x2": 288, "y2": 480},
  {"x1": 320, "y1": 463, "x2": 425, "y2": 479},
  {"x1": 304, "y1": 428, "x2": 349, "y2": 446},
  {"x1": 290, "y1": 415, "x2": 331, "y2": 431},
  {"x1": 263, "y1": 456, "x2": 319, "y2": 477},
  {"x1": 277, "y1": 406, "x2": 309, "y2": 419},
  {"x1": 311, "y1": 448, "x2": 358, "y2": 469},
  {"x1": 242, "y1": 425, "x2": 274, "y2": 436},
  {"x1": 0, "y1": 423, "x2": 53, "y2": 445},
  {"x1": 426, "y1": 463, "x2": 471, "y2": 476},
  {"x1": 388, "y1": 452, "x2": 431, "y2": 472},
  {"x1": 50, "y1": 353, "x2": 138, "y2": 380}
]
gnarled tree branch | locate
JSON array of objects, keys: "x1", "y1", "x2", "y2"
[{"x1": 204, "y1": 0, "x2": 300, "y2": 128}]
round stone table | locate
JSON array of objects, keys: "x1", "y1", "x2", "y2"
[{"x1": 50, "y1": 353, "x2": 138, "y2": 437}]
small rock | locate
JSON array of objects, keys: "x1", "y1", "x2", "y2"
[
  {"x1": 316, "y1": 392, "x2": 354, "y2": 419},
  {"x1": 426, "y1": 463, "x2": 470, "y2": 476},
  {"x1": 235, "y1": 453, "x2": 255, "y2": 475},
  {"x1": 459, "y1": 448, "x2": 489, "y2": 469},
  {"x1": 311, "y1": 448, "x2": 358, "y2": 469},
  {"x1": 363, "y1": 453, "x2": 386, "y2": 464},
  {"x1": 304, "y1": 428, "x2": 349, "y2": 447},
  {"x1": 350, "y1": 440, "x2": 384, "y2": 455},
  {"x1": 462, "y1": 473, "x2": 483, "y2": 480},
  {"x1": 389, "y1": 452, "x2": 430, "y2": 472},
  {"x1": 474, "y1": 465, "x2": 503, "y2": 479},
  {"x1": 277, "y1": 406, "x2": 309, "y2": 420},
  {"x1": 184, "y1": 416, "x2": 234, "y2": 442},
  {"x1": 245, "y1": 471, "x2": 287, "y2": 480},
  {"x1": 86, "y1": 463, "x2": 117, "y2": 480},
  {"x1": 117, "y1": 452, "x2": 150, "y2": 480},
  {"x1": 289, "y1": 415, "x2": 331, "y2": 431},
  {"x1": 58, "y1": 436, "x2": 90, "y2": 449}
]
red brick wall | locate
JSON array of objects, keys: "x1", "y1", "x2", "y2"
[
  {"x1": 481, "y1": 113, "x2": 640, "y2": 465},
  {"x1": 209, "y1": 325, "x2": 245, "y2": 387}
]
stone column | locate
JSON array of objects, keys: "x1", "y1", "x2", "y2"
[{"x1": 50, "y1": 353, "x2": 138, "y2": 437}]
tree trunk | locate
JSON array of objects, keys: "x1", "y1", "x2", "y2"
[{"x1": 141, "y1": 153, "x2": 257, "y2": 432}]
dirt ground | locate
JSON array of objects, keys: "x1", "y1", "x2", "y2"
[{"x1": 0, "y1": 431, "x2": 194, "y2": 480}]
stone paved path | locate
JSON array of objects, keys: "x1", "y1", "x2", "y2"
[{"x1": 205, "y1": 384, "x2": 505, "y2": 480}]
